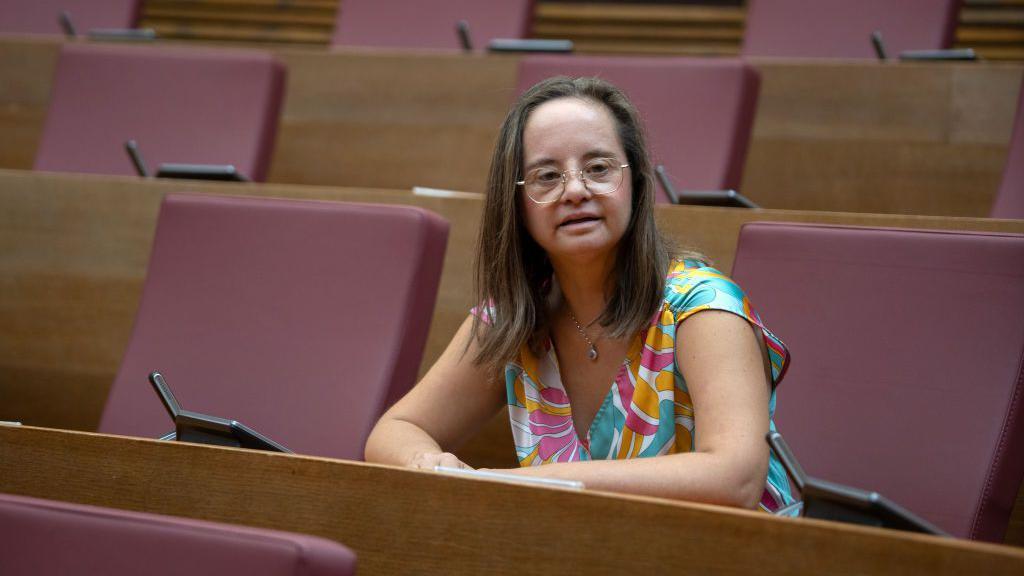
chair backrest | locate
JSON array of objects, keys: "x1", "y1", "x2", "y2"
[
  {"x1": 0, "y1": 0, "x2": 138, "y2": 35},
  {"x1": 516, "y1": 55, "x2": 760, "y2": 203},
  {"x1": 34, "y1": 43, "x2": 285, "y2": 182},
  {"x1": 98, "y1": 193, "x2": 449, "y2": 460},
  {"x1": 331, "y1": 0, "x2": 533, "y2": 49},
  {"x1": 0, "y1": 493, "x2": 356, "y2": 576},
  {"x1": 730, "y1": 222, "x2": 1024, "y2": 541},
  {"x1": 992, "y1": 79, "x2": 1024, "y2": 219},
  {"x1": 742, "y1": 0, "x2": 962, "y2": 58}
]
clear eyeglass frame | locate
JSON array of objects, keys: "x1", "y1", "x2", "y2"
[{"x1": 516, "y1": 159, "x2": 630, "y2": 205}]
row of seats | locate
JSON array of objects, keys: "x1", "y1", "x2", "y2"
[
  {"x1": 29, "y1": 40, "x2": 1024, "y2": 216},
  {"x1": 1, "y1": 0, "x2": 965, "y2": 58},
  {"x1": 3, "y1": 0, "x2": 1023, "y2": 554},
  {"x1": 84, "y1": 191, "x2": 1024, "y2": 544}
]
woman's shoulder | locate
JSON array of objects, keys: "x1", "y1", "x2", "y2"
[{"x1": 663, "y1": 258, "x2": 748, "y2": 316}]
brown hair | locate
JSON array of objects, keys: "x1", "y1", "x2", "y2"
[{"x1": 472, "y1": 76, "x2": 671, "y2": 370}]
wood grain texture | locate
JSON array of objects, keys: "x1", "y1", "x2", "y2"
[
  {"x1": 743, "y1": 59, "x2": 1023, "y2": 216},
  {"x1": 0, "y1": 37, "x2": 1019, "y2": 216},
  {"x1": 267, "y1": 47, "x2": 519, "y2": 193},
  {"x1": 1, "y1": 425, "x2": 1022, "y2": 575}
]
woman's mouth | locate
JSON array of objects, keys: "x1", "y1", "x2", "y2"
[{"x1": 559, "y1": 215, "x2": 602, "y2": 228}]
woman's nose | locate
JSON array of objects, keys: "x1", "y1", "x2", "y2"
[{"x1": 561, "y1": 170, "x2": 590, "y2": 203}]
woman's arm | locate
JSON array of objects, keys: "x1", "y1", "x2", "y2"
[
  {"x1": 490, "y1": 310, "x2": 772, "y2": 509},
  {"x1": 364, "y1": 315, "x2": 506, "y2": 470}
]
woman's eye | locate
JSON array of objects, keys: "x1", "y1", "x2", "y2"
[
  {"x1": 534, "y1": 170, "x2": 560, "y2": 183},
  {"x1": 585, "y1": 162, "x2": 611, "y2": 176}
]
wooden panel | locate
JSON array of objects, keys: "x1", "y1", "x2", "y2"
[
  {"x1": 744, "y1": 59, "x2": 1023, "y2": 216},
  {"x1": 2, "y1": 425, "x2": 1023, "y2": 575},
  {"x1": 267, "y1": 48, "x2": 519, "y2": 193},
  {"x1": 140, "y1": 0, "x2": 337, "y2": 45},
  {"x1": 535, "y1": 2, "x2": 745, "y2": 56},
  {"x1": 0, "y1": 36, "x2": 59, "y2": 172}
]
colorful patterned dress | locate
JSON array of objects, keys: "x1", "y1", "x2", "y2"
[{"x1": 476, "y1": 259, "x2": 794, "y2": 512}]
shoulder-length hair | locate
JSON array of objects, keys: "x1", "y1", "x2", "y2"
[{"x1": 472, "y1": 76, "x2": 670, "y2": 370}]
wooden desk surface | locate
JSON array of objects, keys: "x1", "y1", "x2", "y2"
[
  {"x1": 0, "y1": 36, "x2": 1020, "y2": 216},
  {"x1": 1, "y1": 425, "x2": 1022, "y2": 576}
]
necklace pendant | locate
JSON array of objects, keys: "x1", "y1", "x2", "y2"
[{"x1": 587, "y1": 344, "x2": 599, "y2": 361}]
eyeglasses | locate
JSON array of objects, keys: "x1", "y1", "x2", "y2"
[{"x1": 516, "y1": 158, "x2": 629, "y2": 205}]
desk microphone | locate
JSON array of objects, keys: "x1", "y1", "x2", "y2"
[
  {"x1": 870, "y1": 30, "x2": 888, "y2": 61},
  {"x1": 456, "y1": 20, "x2": 473, "y2": 52},
  {"x1": 58, "y1": 11, "x2": 77, "y2": 38},
  {"x1": 125, "y1": 140, "x2": 150, "y2": 177}
]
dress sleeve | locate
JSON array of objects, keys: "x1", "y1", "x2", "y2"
[{"x1": 664, "y1": 260, "x2": 790, "y2": 387}]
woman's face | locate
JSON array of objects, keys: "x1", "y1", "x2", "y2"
[{"x1": 519, "y1": 97, "x2": 633, "y2": 266}]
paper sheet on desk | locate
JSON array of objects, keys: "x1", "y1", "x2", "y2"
[{"x1": 434, "y1": 466, "x2": 584, "y2": 490}]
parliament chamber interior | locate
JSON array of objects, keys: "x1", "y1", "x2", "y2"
[{"x1": 1, "y1": 1, "x2": 1023, "y2": 574}]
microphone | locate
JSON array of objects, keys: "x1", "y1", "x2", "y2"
[
  {"x1": 654, "y1": 165, "x2": 681, "y2": 204},
  {"x1": 124, "y1": 140, "x2": 150, "y2": 177},
  {"x1": 58, "y1": 11, "x2": 78, "y2": 38},
  {"x1": 870, "y1": 30, "x2": 888, "y2": 61},
  {"x1": 455, "y1": 19, "x2": 473, "y2": 52}
]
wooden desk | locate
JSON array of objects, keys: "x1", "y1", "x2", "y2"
[
  {"x1": 1, "y1": 425, "x2": 1022, "y2": 575},
  {"x1": 4, "y1": 168, "x2": 1023, "y2": 433},
  {"x1": 0, "y1": 36, "x2": 1020, "y2": 216}
]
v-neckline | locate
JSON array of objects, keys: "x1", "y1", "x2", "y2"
[{"x1": 544, "y1": 331, "x2": 644, "y2": 453}]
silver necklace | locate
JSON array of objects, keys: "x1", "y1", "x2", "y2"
[{"x1": 568, "y1": 311, "x2": 600, "y2": 361}]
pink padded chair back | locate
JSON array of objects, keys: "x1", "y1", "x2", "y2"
[
  {"x1": 743, "y1": 0, "x2": 961, "y2": 58},
  {"x1": 730, "y1": 222, "x2": 1024, "y2": 541},
  {"x1": 0, "y1": 0, "x2": 138, "y2": 35},
  {"x1": 98, "y1": 194, "x2": 449, "y2": 460},
  {"x1": 517, "y1": 55, "x2": 760, "y2": 204},
  {"x1": 991, "y1": 80, "x2": 1024, "y2": 219},
  {"x1": 34, "y1": 43, "x2": 285, "y2": 182},
  {"x1": 332, "y1": 0, "x2": 533, "y2": 49},
  {"x1": 0, "y1": 493, "x2": 356, "y2": 576}
]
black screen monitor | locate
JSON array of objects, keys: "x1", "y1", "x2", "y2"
[
  {"x1": 149, "y1": 371, "x2": 290, "y2": 453},
  {"x1": 767, "y1": 431, "x2": 947, "y2": 536}
]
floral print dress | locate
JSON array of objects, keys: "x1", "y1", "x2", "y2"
[{"x1": 475, "y1": 259, "x2": 794, "y2": 512}]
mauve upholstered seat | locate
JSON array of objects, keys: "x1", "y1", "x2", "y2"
[
  {"x1": 991, "y1": 80, "x2": 1024, "y2": 219},
  {"x1": 742, "y1": 0, "x2": 961, "y2": 58},
  {"x1": 0, "y1": 493, "x2": 356, "y2": 576},
  {"x1": 331, "y1": 0, "x2": 533, "y2": 49},
  {"x1": 98, "y1": 193, "x2": 449, "y2": 460},
  {"x1": 517, "y1": 55, "x2": 760, "y2": 204},
  {"x1": 730, "y1": 222, "x2": 1024, "y2": 541},
  {"x1": 0, "y1": 0, "x2": 137, "y2": 35},
  {"x1": 34, "y1": 43, "x2": 285, "y2": 182}
]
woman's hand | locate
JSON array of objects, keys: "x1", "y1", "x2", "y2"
[
  {"x1": 407, "y1": 451, "x2": 474, "y2": 470},
  {"x1": 364, "y1": 316, "x2": 505, "y2": 468}
]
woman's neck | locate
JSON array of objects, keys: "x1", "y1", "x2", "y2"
[{"x1": 550, "y1": 252, "x2": 616, "y2": 325}]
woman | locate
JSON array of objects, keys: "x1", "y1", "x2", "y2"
[{"x1": 365, "y1": 76, "x2": 793, "y2": 511}]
